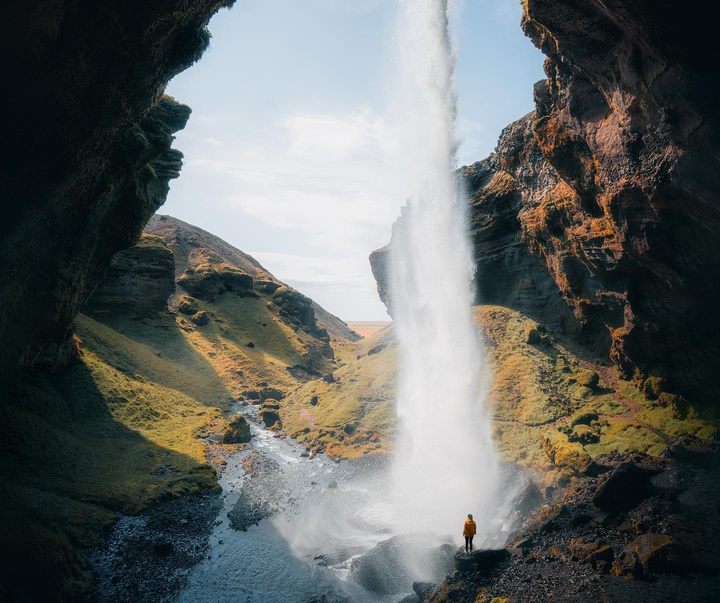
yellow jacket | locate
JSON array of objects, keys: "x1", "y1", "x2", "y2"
[{"x1": 463, "y1": 519, "x2": 477, "y2": 537}]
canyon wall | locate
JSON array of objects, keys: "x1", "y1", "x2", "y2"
[
  {"x1": 0, "y1": 0, "x2": 233, "y2": 388},
  {"x1": 373, "y1": 0, "x2": 720, "y2": 405}
]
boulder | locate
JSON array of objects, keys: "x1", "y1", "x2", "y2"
[
  {"x1": 470, "y1": 549, "x2": 510, "y2": 572},
  {"x1": 610, "y1": 550, "x2": 644, "y2": 579},
  {"x1": 350, "y1": 535, "x2": 454, "y2": 595},
  {"x1": 412, "y1": 581, "x2": 436, "y2": 600},
  {"x1": 569, "y1": 410, "x2": 599, "y2": 427},
  {"x1": 575, "y1": 370, "x2": 600, "y2": 389},
  {"x1": 524, "y1": 325, "x2": 541, "y2": 344},
  {"x1": 191, "y1": 310, "x2": 209, "y2": 326},
  {"x1": 592, "y1": 462, "x2": 651, "y2": 512},
  {"x1": 261, "y1": 410, "x2": 281, "y2": 429},
  {"x1": 626, "y1": 533, "x2": 673, "y2": 574},
  {"x1": 176, "y1": 295, "x2": 199, "y2": 315},
  {"x1": 260, "y1": 387, "x2": 284, "y2": 401},
  {"x1": 454, "y1": 550, "x2": 476, "y2": 573},
  {"x1": 569, "y1": 538, "x2": 614, "y2": 572},
  {"x1": 570, "y1": 423, "x2": 600, "y2": 445},
  {"x1": 222, "y1": 415, "x2": 251, "y2": 444}
]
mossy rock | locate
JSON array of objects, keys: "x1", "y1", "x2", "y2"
[
  {"x1": 575, "y1": 369, "x2": 600, "y2": 389},
  {"x1": 541, "y1": 432, "x2": 591, "y2": 475},
  {"x1": 570, "y1": 410, "x2": 599, "y2": 427},
  {"x1": 643, "y1": 375, "x2": 665, "y2": 400},
  {"x1": 626, "y1": 533, "x2": 673, "y2": 573},
  {"x1": 569, "y1": 539, "x2": 614, "y2": 569},
  {"x1": 260, "y1": 410, "x2": 281, "y2": 429},
  {"x1": 570, "y1": 423, "x2": 600, "y2": 445},
  {"x1": 655, "y1": 392, "x2": 679, "y2": 408},
  {"x1": 574, "y1": 385, "x2": 594, "y2": 398},
  {"x1": 222, "y1": 415, "x2": 251, "y2": 444}
]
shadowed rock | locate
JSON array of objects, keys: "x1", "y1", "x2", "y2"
[
  {"x1": 592, "y1": 462, "x2": 651, "y2": 512},
  {"x1": 84, "y1": 234, "x2": 176, "y2": 319},
  {"x1": 350, "y1": 535, "x2": 454, "y2": 595},
  {"x1": 471, "y1": 548, "x2": 511, "y2": 572},
  {"x1": 222, "y1": 415, "x2": 251, "y2": 444}
]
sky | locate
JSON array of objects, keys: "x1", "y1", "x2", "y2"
[{"x1": 163, "y1": 0, "x2": 545, "y2": 322}]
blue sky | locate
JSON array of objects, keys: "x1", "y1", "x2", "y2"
[{"x1": 164, "y1": 0, "x2": 544, "y2": 321}]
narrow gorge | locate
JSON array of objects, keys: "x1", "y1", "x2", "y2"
[{"x1": 2, "y1": 1, "x2": 720, "y2": 602}]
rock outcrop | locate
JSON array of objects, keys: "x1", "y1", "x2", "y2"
[
  {"x1": 350, "y1": 534, "x2": 455, "y2": 595},
  {"x1": 429, "y1": 448, "x2": 720, "y2": 603},
  {"x1": 0, "y1": 0, "x2": 233, "y2": 386},
  {"x1": 144, "y1": 214, "x2": 359, "y2": 369},
  {"x1": 83, "y1": 234, "x2": 176, "y2": 319},
  {"x1": 372, "y1": 0, "x2": 720, "y2": 406}
]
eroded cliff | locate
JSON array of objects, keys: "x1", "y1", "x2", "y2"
[
  {"x1": 0, "y1": 0, "x2": 233, "y2": 386},
  {"x1": 373, "y1": 0, "x2": 720, "y2": 406}
]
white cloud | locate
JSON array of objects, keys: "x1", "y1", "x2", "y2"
[
  {"x1": 184, "y1": 108, "x2": 407, "y2": 251},
  {"x1": 248, "y1": 251, "x2": 368, "y2": 288},
  {"x1": 248, "y1": 250, "x2": 388, "y2": 321},
  {"x1": 204, "y1": 137, "x2": 224, "y2": 147}
]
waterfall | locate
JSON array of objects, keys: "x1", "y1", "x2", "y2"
[{"x1": 389, "y1": 0, "x2": 500, "y2": 544}]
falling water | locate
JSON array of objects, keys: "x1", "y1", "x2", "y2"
[{"x1": 389, "y1": 0, "x2": 501, "y2": 544}]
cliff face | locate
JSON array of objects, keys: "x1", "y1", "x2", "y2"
[
  {"x1": 144, "y1": 214, "x2": 360, "y2": 369},
  {"x1": 514, "y1": 0, "x2": 720, "y2": 403},
  {"x1": 373, "y1": 0, "x2": 720, "y2": 405},
  {"x1": 84, "y1": 234, "x2": 176, "y2": 319},
  {"x1": 0, "y1": 0, "x2": 233, "y2": 386}
]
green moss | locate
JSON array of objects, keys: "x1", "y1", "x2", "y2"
[
  {"x1": 583, "y1": 419, "x2": 665, "y2": 456},
  {"x1": 283, "y1": 326, "x2": 398, "y2": 459},
  {"x1": 576, "y1": 369, "x2": 600, "y2": 389},
  {"x1": 636, "y1": 405, "x2": 710, "y2": 439}
]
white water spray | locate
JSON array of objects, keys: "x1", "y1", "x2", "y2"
[{"x1": 389, "y1": 0, "x2": 501, "y2": 544}]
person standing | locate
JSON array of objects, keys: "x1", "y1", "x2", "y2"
[{"x1": 463, "y1": 513, "x2": 477, "y2": 553}]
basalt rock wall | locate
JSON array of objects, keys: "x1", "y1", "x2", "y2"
[
  {"x1": 0, "y1": 0, "x2": 233, "y2": 387},
  {"x1": 372, "y1": 0, "x2": 720, "y2": 405},
  {"x1": 83, "y1": 234, "x2": 176, "y2": 319}
]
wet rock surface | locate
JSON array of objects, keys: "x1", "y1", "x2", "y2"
[
  {"x1": 428, "y1": 449, "x2": 720, "y2": 602},
  {"x1": 226, "y1": 451, "x2": 289, "y2": 531},
  {"x1": 350, "y1": 534, "x2": 455, "y2": 595},
  {"x1": 87, "y1": 493, "x2": 221, "y2": 603}
]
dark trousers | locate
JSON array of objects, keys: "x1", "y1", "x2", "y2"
[{"x1": 465, "y1": 536, "x2": 473, "y2": 552}]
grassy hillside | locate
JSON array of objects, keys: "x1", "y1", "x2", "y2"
[
  {"x1": 0, "y1": 317, "x2": 225, "y2": 601},
  {"x1": 282, "y1": 326, "x2": 398, "y2": 459},
  {"x1": 5, "y1": 213, "x2": 716, "y2": 600},
  {"x1": 0, "y1": 217, "x2": 360, "y2": 601},
  {"x1": 279, "y1": 305, "x2": 718, "y2": 484}
]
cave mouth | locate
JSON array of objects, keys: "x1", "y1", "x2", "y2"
[
  {"x1": 148, "y1": 1, "x2": 544, "y2": 599},
  {"x1": 160, "y1": 0, "x2": 545, "y2": 327}
]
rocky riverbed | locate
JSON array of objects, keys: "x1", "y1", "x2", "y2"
[
  {"x1": 87, "y1": 492, "x2": 223, "y2": 603},
  {"x1": 85, "y1": 406, "x2": 720, "y2": 603},
  {"x1": 421, "y1": 438, "x2": 720, "y2": 603},
  {"x1": 86, "y1": 405, "x2": 404, "y2": 603}
]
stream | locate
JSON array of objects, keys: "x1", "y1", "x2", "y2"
[{"x1": 175, "y1": 406, "x2": 421, "y2": 603}]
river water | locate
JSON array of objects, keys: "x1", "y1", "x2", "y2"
[{"x1": 176, "y1": 406, "x2": 413, "y2": 603}]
